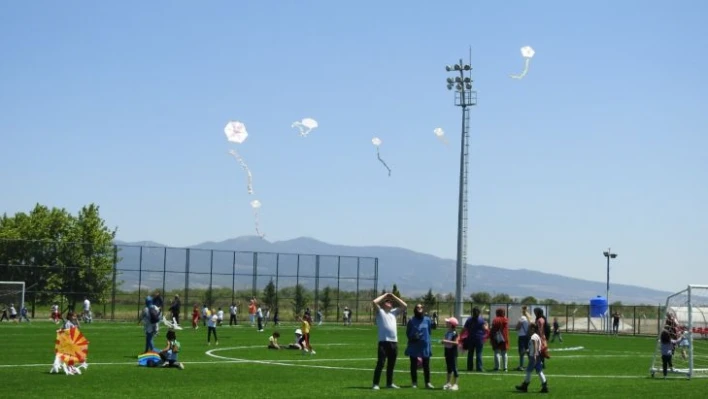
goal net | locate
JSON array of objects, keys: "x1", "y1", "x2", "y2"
[
  {"x1": 0, "y1": 281, "x2": 25, "y2": 317},
  {"x1": 650, "y1": 285, "x2": 708, "y2": 379}
]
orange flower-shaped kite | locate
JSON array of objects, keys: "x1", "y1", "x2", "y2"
[{"x1": 54, "y1": 327, "x2": 89, "y2": 366}]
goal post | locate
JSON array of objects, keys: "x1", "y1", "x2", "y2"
[
  {"x1": 0, "y1": 281, "x2": 25, "y2": 315},
  {"x1": 650, "y1": 284, "x2": 708, "y2": 379}
]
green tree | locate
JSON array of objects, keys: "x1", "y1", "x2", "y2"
[
  {"x1": 292, "y1": 284, "x2": 308, "y2": 316},
  {"x1": 0, "y1": 203, "x2": 117, "y2": 312},
  {"x1": 392, "y1": 284, "x2": 401, "y2": 299},
  {"x1": 491, "y1": 293, "x2": 514, "y2": 303},
  {"x1": 520, "y1": 296, "x2": 538, "y2": 304},
  {"x1": 422, "y1": 288, "x2": 437, "y2": 311},
  {"x1": 320, "y1": 286, "x2": 333, "y2": 316},
  {"x1": 262, "y1": 279, "x2": 277, "y2": 309},
  {"x1": 470, "y1": 291, "x2": 491, "y2": 304}
]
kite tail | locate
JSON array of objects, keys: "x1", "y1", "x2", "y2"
[
  {"x1": 510, "y1": 58, "x2": 530, "y2": 79},
  {"x1": 376, "y1": 147, "x2": 392, "y2": 177},
  {"x1": 252, "y1": 208, "x2": 265, "y2": 238},
  {"x1": 228, "y1": 149, "x2": 254, "y2": 194}
]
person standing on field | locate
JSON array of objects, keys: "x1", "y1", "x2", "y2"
[{"x1": 371, "y1": 292, "x2": 407, "y2": 390}]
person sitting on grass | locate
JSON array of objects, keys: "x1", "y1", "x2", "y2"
[
  {"x1": 268, "y1": 331, "x2": 281, "y2": 349},
  {"x1": 159, "y1": 329, "x2": 185, "y2": 370},
  {"x1": 287, "y1": 329, "x2": 304, "y2": 350}
]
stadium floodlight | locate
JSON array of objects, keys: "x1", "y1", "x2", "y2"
[{"x1": 445, "y1": 51, "x2": 478, "y2": 322}]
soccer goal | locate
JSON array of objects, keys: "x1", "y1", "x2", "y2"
[
  {"x1": 650, "y1": 285, "x2": 708, "y2": 379},
  {"x1": 0, "y1": 281, "x2": 25, "y2": 313}
]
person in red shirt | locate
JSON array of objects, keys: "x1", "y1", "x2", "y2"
[{"x1": 490, "y1": 308, "x2": 510, "y2": 371}]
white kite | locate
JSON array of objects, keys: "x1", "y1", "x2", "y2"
[
  {"x1": 250, "y1": 199, "x2": 265, "y2": 238},
  {"x1": 372, "y1": 137, "x2": 391, "y2": 177},
  {"x1": 162, "y1": 316, "x2": 183, "y2": 330},
  {"x1": 291, "y1": 118, "x2": 318, "y2": 137},
  {"x1": 433, "y1": 127, "x2": 448, "y2": 145},
  {"x1": 510, "y1": 45, "x2": 535, "y2": 79},
  {"x1": 224, "y1": 121, "x2": 254, "y2": 195}
]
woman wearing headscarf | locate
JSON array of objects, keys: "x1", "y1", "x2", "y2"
[{"x1": 404, "y1": 303, "x2": 434, "y2": 389}]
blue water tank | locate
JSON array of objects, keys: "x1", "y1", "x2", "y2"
[{"x1": 590, "y1": 296, "x2": 608, "y2": 317}]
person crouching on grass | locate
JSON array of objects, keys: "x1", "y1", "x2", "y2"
[
  {"x1": 159, "y1": 330, "x2": 184, "y2": 369},
  {"x1": 515, "y1": 322, "x2": 549, "y2": 393}
]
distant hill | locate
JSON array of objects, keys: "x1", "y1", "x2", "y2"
[{"x1": 113, "y1": 237, "x2": 670, "y2": 304}]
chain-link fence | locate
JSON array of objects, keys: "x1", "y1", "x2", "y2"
[
  {"x1": 0, "y1": 240, "x2": 379, "y2": 323},
  {"x1": 416, "y1": 302, "x2": 668, "y2": 336}
]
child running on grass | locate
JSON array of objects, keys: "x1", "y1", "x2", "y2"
[
  {"x1": 515, "y1": 322, "x2": 549, "y2": 393},
  {"x1": 298, "y1": 313, "x2": 315, "y2": 355}
]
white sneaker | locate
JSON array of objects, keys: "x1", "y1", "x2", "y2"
[
  {"x1": 310, "y1": 350, "x2": 316, "y2": 355},
  {"x1": 425, "y1": 383, "x2": 435, "y2": 389},
  {"x1": 386, "y1": 384, "x2": 400, "y2": 389},
  {"x1": 372, "y1": 385, "x2": 380, "y2": 390},
  {"x1": 411, "y1": 384, "x2": 417, "y2": 389},
  {"x1": 450, "y1": 384, "x2": 459, "y2": 391},
  {"x1": 443, "y1": 383, "x2": 451, "y2": 390}
]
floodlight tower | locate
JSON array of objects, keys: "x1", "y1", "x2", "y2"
[
  {"x1": 603, "y1": 248, "x2": 617, "y2": 333},
  {"x1": 445, "y1": 58, "x2": 477, "y2": 321}
]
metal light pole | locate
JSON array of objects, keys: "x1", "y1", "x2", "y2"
[
  {"x1": 603, "y1": 248, "x2": 617, "y2": 333},
  {"x1": 445, "y1": 57, "x2": 477, "y2": 321}
]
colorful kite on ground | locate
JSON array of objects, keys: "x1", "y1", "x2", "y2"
[
  {"x1": 50, "y1": 327, "x2": 89, "y2": 375},
  {"x1": 138, "y1": 351, "x2": 162, "y2": 367}
]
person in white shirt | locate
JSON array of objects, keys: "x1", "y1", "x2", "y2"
[
  {"x1": 9, "y1": 304, "x2": 18, "y2": 322},
  {"x1": 256, "y1": 306, "x2": 264, "y2": 332},
  {"x1": 515, "y1": 305, "x2": 531, "y2": 370},
  {"x1": 515, "y1": 323, "x2": 549, "y2": 393},
  {"x1": 229, "y1": 303, "x2": 238, "y2": 326},
  {"x1": 83, "y1": 297, "x2": 92, "y2": 323},
  {"x1": 216, "y1": 308, "x2": 224, "y2": 326},
  {"x1": 371, "y1": 292, "x2": 407, "y2": 390}
]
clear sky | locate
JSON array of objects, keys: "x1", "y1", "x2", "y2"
[{"x1": 2, "y1": 1, "x2": 706, "y2": 293}]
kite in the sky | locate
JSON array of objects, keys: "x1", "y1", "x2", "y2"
[
  {"x1": 225, "y1": 121, "x2": 254, "y2": 195},
  {"x1": 51, "y1": 327, "x2": 89, "y2": 375},
  {"x1": 250, "y1": 199, "x2": 265, "y2": 238},
  {"x1": 510, "y1": 46, "x2": 535, "y2": 79},
  {"x1": 291, "y1": 118, "x2": 318, "y2": 137},
  {"x1": 433, "y1": 127, "x2": 448, "y2": 145},
  {"x1": 372, "y1": 137, "x2": 391, "y2": 177}
]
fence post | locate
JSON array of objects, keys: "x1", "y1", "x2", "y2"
[
  {"x1": 314, "y1": 255, "x2": 320, "y2": 314},
  {"x1": 275, "y1": 254, "x2": 280, "y2": 309},
  {"x1": 162, "y1": 247, "x2": 167, "y2": 296},
  {"x1": 208, "y1": 250, "x2": 214, "y2": 306},
  {"x1": 184, "y1": 249, "x2": 190, "y2": 318},
  {"x1": 252, "y1": 252, "x2": 258, "y2": 298},
  {"x1": 336, "y1": 256, "x2": 341, "y2": 323},
  {"x1": 355, "y1": 257, "x2": 360, "y2": 323},
  {"x1": 231, "y1": 251, "x2": 236, "y2": 305},
  {"x1": 136, "y1": 246, "x2": 143, "y2": 320},
  {"x1": 111, "y1": 245, "x2": 118, "y2": 321}
]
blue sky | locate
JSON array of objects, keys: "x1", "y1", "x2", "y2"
[{"x1": 2, "y1": 1, "x2": 706, "y2": 293}]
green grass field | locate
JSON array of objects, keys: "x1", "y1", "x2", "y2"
[{"x1": 0, "y1": 320, "x2": 705, "y2": 398}]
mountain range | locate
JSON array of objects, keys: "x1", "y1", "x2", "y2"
[{"x1": 114, "y1": 236, "x2": 670, "y2": 304}]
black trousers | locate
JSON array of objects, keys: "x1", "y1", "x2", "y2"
[
  {"x1": 409, "y1": 356, "x2": 431, "y2": 385},
  {"x1": 230, "y1": 314, "x2": 237, "y2": 325},
  {"x1": 373, "y1": 341, "x2": 398, "y2": 387}
]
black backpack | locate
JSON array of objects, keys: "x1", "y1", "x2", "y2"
[{"x1": 148, "y1": 306, "x2": 160, "y2": 324}]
